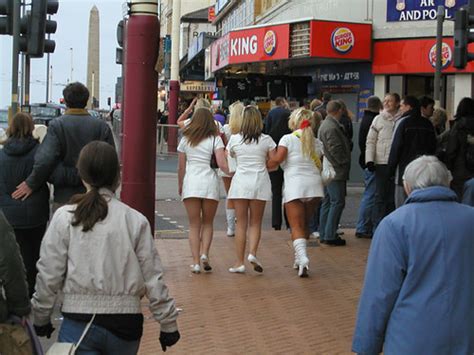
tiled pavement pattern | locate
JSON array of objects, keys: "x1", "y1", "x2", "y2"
[{"x1": 138, "y1": 229, "x2": 370, "y2": 354}]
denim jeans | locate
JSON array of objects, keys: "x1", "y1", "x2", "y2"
[
  {"x1": 308, "y1": 203, "x2": 321, "y2": 233},
  {"x1": 355, "y1": 169, "x2": 376, "y2": 235},
  {"x1": 58, "y1": 318, "x2": 140, "y2": 355},
  {"x1": 373, "y1": 165, "x2": 395, "y2": 231},
  {"x1": 319, "y1": 180, "x2": 346, "y2": 241}
]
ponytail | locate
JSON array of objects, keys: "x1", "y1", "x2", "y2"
[
  {"x1": 299, "y1": 121, "x2": 321, "y2": 170},
  {"x1": 70, "y1": 188, "x2": 109, "y2": 232}
]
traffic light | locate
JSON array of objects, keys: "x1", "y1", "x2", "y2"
[
  {"x1": 0, "y1": 0, "x2": 13, "y2": 35},
  {"x1": 116, "y1": 20, "x2": 124, "y2": 64},
  {"x1": 454, "y1": 4, "x2": 474, "y2": 69},
  {"x1": 20, "y1": 0, "x2": 58, "y2": 57}
]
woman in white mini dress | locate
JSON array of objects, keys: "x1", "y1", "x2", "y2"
[
  {"x1": 178, "y1": 108, "x2": 228, "y2": 273},
  {"x1": 268, "y1": 108, "x2": 324, "y2": 277},
  {"x1": 221, "y1": 101, "x2": 244, "y2": 237},
  {"x1": 226, "y1": 106, "x2": 276, "y2": 274}
]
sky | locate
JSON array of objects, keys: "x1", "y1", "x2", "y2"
[{"x1": 0, "y1": 0, "x2": 123, "y2": 109}]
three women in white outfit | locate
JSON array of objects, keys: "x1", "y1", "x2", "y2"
[
  {"x1": 178, "y1": 108, "x2": 228, "y2": 274},
  {"x1": 268, "y1": 108, "x2": 325, "y2": 277}
]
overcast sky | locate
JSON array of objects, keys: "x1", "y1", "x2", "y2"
[{"x1": 0, "y1": 0, "x2": 123, "y2": 109}]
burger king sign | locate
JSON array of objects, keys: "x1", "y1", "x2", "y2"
[
  {"x1": 263, "y1": 30, "x2": 277, "y2": 56},
  {"x1": 428, "y1": 42, "x2": 452, "y2": 69},
  {"x1": 331, "y1": 27, "x2": 355, "y2": 54}
]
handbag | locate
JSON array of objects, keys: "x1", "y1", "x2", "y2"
[
  {"x1": 321, "y1": 157, "x2": 336, "y2": 186},
  {"x1": 210, "y1": 136, "x2": 218, "y2": 169},
  {"x1": 46, "y1": 315, "x2": 95, "y2": 355}
]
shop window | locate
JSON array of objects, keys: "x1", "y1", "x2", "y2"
[
  {"x1": 406, "y1": 76, "x2": 434, "y2": 99},
  {"x1": 388, "y1": 75, "x2": 403, "y2": 96}
]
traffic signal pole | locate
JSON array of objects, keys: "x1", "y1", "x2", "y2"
[
  {"x1": 434, "y1": 5, "x2": 444, "y2": 108},
  {"x1": 120, "y1": 0, "x2": 160, "y2": 227},
  {"x1": 10, "y1": 0, "x2": 20, "y2": 115}
]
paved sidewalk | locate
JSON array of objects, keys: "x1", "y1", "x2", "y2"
[{"x1": 138, "y1": 229, "x2": 370, "y2": 354}]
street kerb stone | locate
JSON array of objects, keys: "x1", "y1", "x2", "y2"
[{"x1": 138, "y1": 229, "x2": 370, "y2": 354}]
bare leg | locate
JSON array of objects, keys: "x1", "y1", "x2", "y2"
[
  {"x1": 232, "y1": 199, "x2": 249, "y2": 266},
  {"x1": 184, "y1": 198, "x2": 202, "y2": 265},
  {"x1": 285, "y1": 200, "x2": 306, "y2": 241},
  {"x1": 200, "y1": 199, "x2": 219, "y2": 257},
  {"x1": 248, "y1": 200, "x2": 266, "y2": 256},
  {"x1": 222, "y1": 177, "x2": 234, "y2": 209}
]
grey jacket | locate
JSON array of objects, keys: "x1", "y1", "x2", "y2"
[
  {"x1": 0, "y1": 211, "x2": 30, "y2": 323},
  {"x1": 26, "y1": 109, "x2": 115, "y2": 203},
  {"x1": 318, "y1": 116, "x2": 351, "y2": 181},
  {"x1": 32, "y1": 190, "x2": 179, "y2": 332}
]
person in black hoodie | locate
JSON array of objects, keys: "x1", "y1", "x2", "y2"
[
  {"x1": 446, "y1": 97, "x2": 474, "y2": 199},
  {"x1": 0, "y1": 113, "x2": 49, "y2": 296},
  {"x1": 388, "y1": 96, "x2": 437, "y2": 207}
]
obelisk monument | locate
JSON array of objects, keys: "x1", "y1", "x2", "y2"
[{"x1": 87, "y1": 5, "x2": 100, "y2": 109}]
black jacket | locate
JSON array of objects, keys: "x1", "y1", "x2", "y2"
[
  {"x1": 0, "y1": 137, "x2": 49, "y2": 228},
  {"x1": 26, "y1": 109, "x2": 115, "y2": 203},
  {"x1": 358, "y1": 110, "x2": 378, "y2": 168},
  {"x1": 388, "y1": 110, "x2": 437, "y2": 185},
  {"x1": 446, "y1": 116, "x2": 474, "y2": 198},
  {"x1": 0, "y1": 211, "x2": 31, "y2": 323},
  {"x1": 264, "y1": 106, "x2": 291, "y2": 134}
]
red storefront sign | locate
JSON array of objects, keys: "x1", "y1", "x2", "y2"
[
  {"x1": 310, "y1": 21, "x2": 372, "y2": 60},
  {"x1": 211, "y1": 33, "x2": 231, "y2": 73},
  {"x1": 228, "y1": 24, "x2": 290, "y2": 63},
  {"x1": 373, "y1": 38, "x2": 474, "y2": 74}
]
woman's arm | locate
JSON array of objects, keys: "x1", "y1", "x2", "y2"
[
  {"x1": 267, "y1": 146, "x2": 287, "y2": 170},
  {"x1": 177, "y1": 97, "x2": 197, "y2": 129},
  {"x1": 177, "y1": 153, "x2": 186, "y2": 196},
  {"x1": 215, "y1": 148, "x2": 230, "y2": 175}
]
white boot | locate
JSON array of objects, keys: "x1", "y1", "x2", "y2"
[
  {"x1": 293, "y1": 238, "x2": 309, "y2": 277},
  {"x1": 226, "y1": 209, "x2": 235, "y2": 237}
]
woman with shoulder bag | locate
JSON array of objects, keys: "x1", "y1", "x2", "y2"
[
  {"x1": 32, "y1": 141, "x2": 180, "y2": 354},
  {"x1": 268, "y1": 108, "x2": 325, "y2": 277},
  {"x1": 178, "y1": 108, "x2": 229, "y2": 274}
]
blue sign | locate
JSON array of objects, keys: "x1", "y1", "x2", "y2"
[{"x1": 387, "y1": 0, "x2": 468, "y2": 22}]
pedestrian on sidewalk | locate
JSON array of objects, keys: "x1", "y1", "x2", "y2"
[
  {"x1": 268, "y1": 108, "x2": 324, "y2": 277},
  {"x1": 11, "y1": 82, "x2": 115, "y2": 210},
  {"x1": 355, "y1": 96, "x2": 382, "y2": 238},
  {"x1": 0, "y1": 210, "x2": 33, "y2": 355},
  {"x1": 32, "y1": 141, "x2": 180, "y2": 354},
  {"x1": 462, "y1": 177, "x2": 474, "y2": 206},
  {"x1": 221, "y1": 101, "x2": 245, "y2": 237},
  {"x1": 317, "y1": 101, "x2": 351, "y2": 246},
  {"x1": 365, "y1": 93, "x2": 400, "y2": 231},
  {"x1": 227, "y1": 106, "x2": 276, "y2": 273},
  {"x1": 353, "y1": 155, "x2": 474, "y2": 354},
  {"x1": 0, "y1": 112, "x2": 49, "y2": 297},
  {"x1": 178, "y1": 108, "x2": 229, "y2": 274}
]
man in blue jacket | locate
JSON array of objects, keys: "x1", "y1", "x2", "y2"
[{"x1": 352, "y1": 155, "x2": 474, "y2": 354}]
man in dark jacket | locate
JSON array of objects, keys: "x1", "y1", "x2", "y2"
[
  {"x1": 355, "y1": 96, "x2": 382, "y2": 238},
  {"x1": 264, "y1": 97, "x2": 290, "y2": 134},
  {"x1": 0, "y1": 211, "x2": 32, "y2": 354},
  {"x1": 12, "y1": 82, "x2": 115, "y2": 205},
  {"x1": 318, "y1": 101, "x2": 351, "y2": 246},
  {"x1": 313, "y1": 92, "x2": 331, "y2": 119},
  {"x1": 388, "y1": 96, "x2": 437, "y2": 207}
]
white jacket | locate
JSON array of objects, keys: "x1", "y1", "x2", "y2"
[
  {"x1": 32, "y1": 190, "x2": 178, "y2": 332},
  {"x1": 365, "y1": 111, "x2": 399, "y2": 165}
]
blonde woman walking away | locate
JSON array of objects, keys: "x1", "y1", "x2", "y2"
[
  {"x1": 268, "y1": 108, "x2": 324, "y2": 277},
  {"x1": 178, "y1": 108, "x2": 229, "y2": 273},
  {"x1": 227, "y1": 106, "x2": 276, "y2": 273}
]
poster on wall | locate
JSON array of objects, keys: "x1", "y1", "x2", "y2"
[{"x1": 386, "y1": 0, "x2": 468, "y2": 22}]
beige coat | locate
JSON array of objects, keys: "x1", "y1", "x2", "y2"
[
  {"x1": 32, "y1": 190, "x2": 179, "y2": 332},
  {"x1": 365, "y1": 111, "x2": 398, "y2": 165}
]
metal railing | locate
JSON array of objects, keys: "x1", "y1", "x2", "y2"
[{"x1": 156, "y1": 123, "x2": 180, "y2": 155}]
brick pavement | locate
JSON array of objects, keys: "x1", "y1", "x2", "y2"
[{"x1": 138, "y1": 229, "x2": 370, "y2": 354}]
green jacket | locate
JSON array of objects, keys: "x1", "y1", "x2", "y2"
[{"x1": 0, "y1": 211, "x2": 30, "y2": 322}]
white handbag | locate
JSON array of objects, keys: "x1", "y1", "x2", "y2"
[
  {"x1": 46, "y1": 315, "x2": 95, "y2": 355},
  {"x1": 321, "y1": 157, "x2": 336, "y2": 186}
]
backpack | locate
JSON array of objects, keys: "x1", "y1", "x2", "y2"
[{"x1": 466, "y1": 132, "x2": 474, "y2": 171}]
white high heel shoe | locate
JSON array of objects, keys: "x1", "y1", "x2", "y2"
[
  {"x1": 247, "y1": 254, "x2": 263, "y2": 273},
  {"x1": 190, "y1": 264, "x2": 201, "y2": 274},
  {"x1": 228, "y1": 265, "x2": 245, "y2": 273},
  {"x1": 200, "y1": 254, "x2": 212, "y2": 271},
  {"x1": 293, "y1": 239, "x2": 309, "y2": 278}
]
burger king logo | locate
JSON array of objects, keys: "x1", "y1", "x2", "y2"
[
  {"x1": 263, "y1": 30, "x2": 277, "y2": 56},
  {"x1": 331, "y1": 27, "x2": 355, "y2": 54},
  {"x1": 429, "y1": 42, "x2": 452, "y2": 69}
]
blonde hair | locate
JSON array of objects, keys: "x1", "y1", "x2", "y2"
[
  {"x1": 228, "y1": 101, "x2": 244, "y2": 134},
  {"x1": 240, "y1": 105, "x2": 263, "y2": 143},
  {"x1": 195, "y1": 98, "x2": 211, "y2": 110},
  {"x1": 310, "y1": 99, "x2": 322, "y2": 111},
  {"x1": 182, "y1": 108, "x2": 218, "y2": 147},
  {"x1": 289, "y1": 108, "x2": 317, "y2": 160}
]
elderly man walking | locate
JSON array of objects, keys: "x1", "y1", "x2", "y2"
[
  {"x1": 318, "y1": 100, "x2": 351, "y2": 246},
  {"x1": 353, "y1": 156, "x2": 474, "y2": 354}
]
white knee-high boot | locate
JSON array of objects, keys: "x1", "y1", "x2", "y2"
[
  {"x1": 293, "y1": 238, "x2": 309, "y2": 277},
  {"x1": 226, "y1": 208, "x2": 235, "y2": 237}
]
